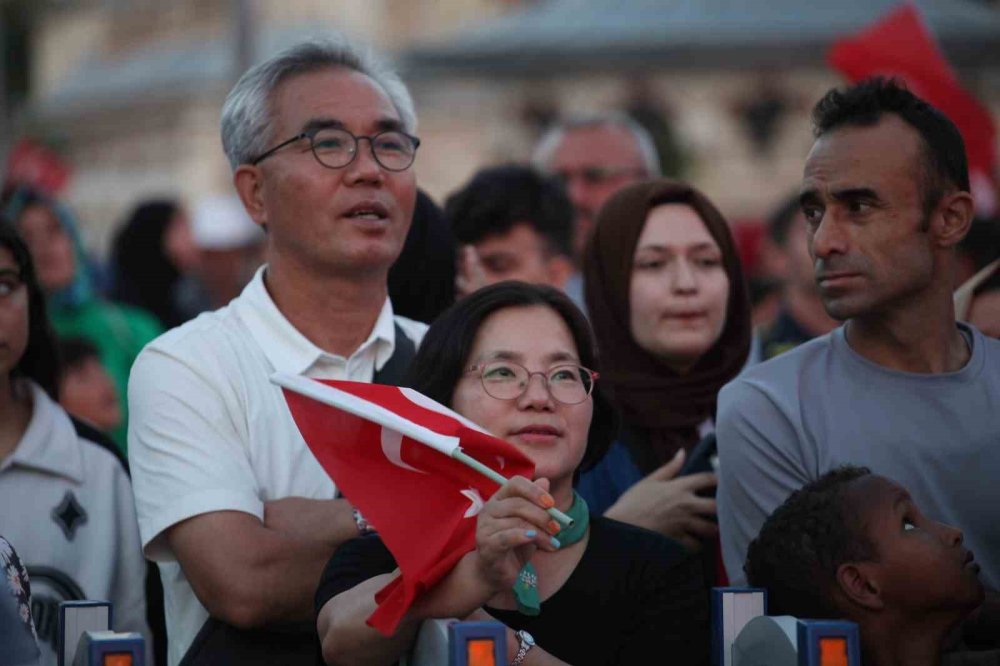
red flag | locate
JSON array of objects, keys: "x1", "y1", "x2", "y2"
[
  {"x1": 4, "y1": 139, "x2": 73, "y2": 196},
  {"x1": 276, "y1": 376, "x2": 535, "y2": 635},
  {"x1": 828, "y1": 3, "x2": 998, "y2": 214}
]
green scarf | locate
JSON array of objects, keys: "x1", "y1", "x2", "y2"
[{"x1": 512, "y1": 491, "x2": 589, "y2": 616}]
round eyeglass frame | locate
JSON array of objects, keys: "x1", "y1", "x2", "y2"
[
  {"x1": 249, "y1": 127, "x2": 421, "y2": 172},
  {"x1": 465, "y1": 361, "x2": 599, "y2": 405}
]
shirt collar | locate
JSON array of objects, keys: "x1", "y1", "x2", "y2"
[
  {"x1": 2, "y1": 381, "x2": 84, "y2": 483},
  {"x1": 234, "y1": 265, "x2": 398, "y2": 376}
]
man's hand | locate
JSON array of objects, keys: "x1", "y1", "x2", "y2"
[{"x1": 605, "y1": 449, "x2": 718, "y2": 551}]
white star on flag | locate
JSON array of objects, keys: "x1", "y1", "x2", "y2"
[{"x1": 460, "y1": 488, "x2": 485, "y2": 518}]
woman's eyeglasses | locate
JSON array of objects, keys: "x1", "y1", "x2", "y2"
[{"x1": 465, "y1": 360, "x2": 598, "y2": 405}]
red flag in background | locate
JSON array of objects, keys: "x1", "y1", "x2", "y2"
[
  {"x1": 277, "y1": 376, "x2": 535, "y2": 635},
  {"x1": 4, "y1": 139, "x2": 73, "y2": 196},
  {"x1": 828, "y1": 3, "x2": 998, "y2": 214}
]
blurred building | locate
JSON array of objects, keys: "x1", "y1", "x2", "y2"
[{"x1": 12, "y1": 0, "x2": 1000, "y2": 256}]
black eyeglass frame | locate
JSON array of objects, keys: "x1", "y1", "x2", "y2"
[{"x1": 249, "y1": 127, "x2": 421, "y2": 171}]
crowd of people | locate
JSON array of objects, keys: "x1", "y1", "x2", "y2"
[{"x1": 1, "y1": 35, "x2": 998, "y2": 666}]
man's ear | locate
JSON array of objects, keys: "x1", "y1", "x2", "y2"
[
  {"x1": 547, "y1": 254, "x2": 575, "y2": 292},
  {"x1": 932, "y1": 190, "x2": 974, "y2": 248},
  {"x1": 835, "y1": 562, "x2": 885, "y2": 611},
  {"x1": 233, "y1": 165, "x2": 269, "y2": 231}
]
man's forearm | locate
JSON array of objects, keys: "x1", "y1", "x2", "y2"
[{"x1": 170, "y1": 499, "x2": 360, "y2": 628}]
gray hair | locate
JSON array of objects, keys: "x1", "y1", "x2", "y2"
[
  {"x1": 220, "y1": 38, "x2": 417, "y2": 171},
  {"x1": 531, "y1": 112, "x2": 661, "y2": 176}
]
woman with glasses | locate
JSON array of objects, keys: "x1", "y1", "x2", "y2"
[
  {"x1": 315, "y1": 282, "x2": 710, "y2": 666},
  {"x1": 578, "y1": 179, "x2": 751, "y2": 555}
]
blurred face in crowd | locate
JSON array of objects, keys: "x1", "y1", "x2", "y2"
[
  {"x1": 237, "y1": 66, "x2": 416, "y2": 278},
  {"x1": 629, "y1": 204, "x2": 730, "y2": 373},
  {"x1": 0, "y1": 248, "x2": 28, "y2": 381},
  {"x1": 451, "y1": 305, "x2": 593, "y2": 498},
  {"x1": 16, "y1": 204, "x2": 76, "y2": 292},
  {"x1": 59, "y1": 356, "x2": 122, "y2": 432},
  {"x1": 779, "y1": 212, "x2": 818, "y2": 296},
  {"x1": 547, "y1": 125, "x2": 648, "y2": 261},
  {"x1": 471, "y1": 224, "x2": 573, "y2": 290},
  {"x1": 968, "y1": 289, "x2": 1000, "y2": 338},
  {"x1": 840, "y1": 475, "x2": 983, "y2": 618},
  {"x1": 800, "y1": 116, "x2": 938, "y2": 321}
]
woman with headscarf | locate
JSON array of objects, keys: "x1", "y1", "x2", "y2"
[
  {"x1": 577, "y1": 179, "x2": 751, "y2": 554},
  {"x1": 4, "y1": 187, "x2": 161, "y2": 451},
  {"x1": 111, "y1": 198, "x2": 206, "y2": 330}
]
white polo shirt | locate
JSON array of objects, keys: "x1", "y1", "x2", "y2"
[{"x1": 127, "y1": 266, "x2": 426, "y2": 666}]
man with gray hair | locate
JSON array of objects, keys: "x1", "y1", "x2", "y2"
[
  {"x1": 128, "y1": 39, "x2": 426, "y2": 665},
  {"x1": 533, "y1": 113, "x2": 660, "y2": 305}
]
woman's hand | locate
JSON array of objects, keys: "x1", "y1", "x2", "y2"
[
  {"x1": 605, "y1": 449, "x2": 718, "y2": 551},
  {"x1": 475, "y1": 476, "x2": 562, "y2": 591}
]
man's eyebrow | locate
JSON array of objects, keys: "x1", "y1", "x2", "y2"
[
  {"x1": 798, "y1": 188, "x2": 820, "y2": 207},
  {"x1": 831, "y1": 187, "x2": 881, "y2": 203},
  {"x1": 299, "y1": 117, "x2": 406, "y2": 134},
  {"x1": 301, "y1": 117, "x2": 345, "y2": 134},
  {"x1": 0, "y1": 268, "x2": 19, "y2": 279},
  {"x1": 891, "y1": 488, "x2": 912, "y2": 511}
]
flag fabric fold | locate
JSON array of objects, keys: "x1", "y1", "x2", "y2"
[{"x1": 273, "y1": 374, "x2": 535, "y2": 635}]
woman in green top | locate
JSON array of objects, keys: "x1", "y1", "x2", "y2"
[{"x1": 5, "y1": 187, "x2": 160, "y2": 451}]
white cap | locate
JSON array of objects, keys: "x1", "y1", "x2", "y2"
[{"x1": 191, "y1": 194, "x2": 263, "y2": 250}]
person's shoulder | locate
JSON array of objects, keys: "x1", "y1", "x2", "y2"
[
  {"x1": 70, "y1": 416, "x2": 129, "y2": 473},
  {"x1": 139, "y1": 304, "x2": 241, "y2": 363},
  {"x1": 722, "y1": 332, "x2": 835, "y2": 400},
  {"x1": 590, "y1": 515, "x2": 688, "y2": 565},
  {"x1": 393, "y1": 314, "x2": 429, "y2": 346}
]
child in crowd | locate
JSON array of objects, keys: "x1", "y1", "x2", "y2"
[
  {"x1": 56, "y1": 337, "x2": 122, "y2": 436},
  {"x1": 745, "y1": 466, "x2": 985, "y2": 666}
]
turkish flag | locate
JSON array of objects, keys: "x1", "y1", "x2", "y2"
[
  {"x1": 4, "y1": 139, "x2": 73, "y2": 196},
  {"x1": 274, "y1": 374, "x2": 536, "y2": 635},
  {"x1": 828, "y1": 3, "x2": 998, "y2": 214}
]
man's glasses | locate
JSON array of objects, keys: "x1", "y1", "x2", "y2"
[
  {"x1": 250, "y1": 127, "x2": 421, "y2": 172},
  {"x1": 553, "y1": 165, "x2": 645, "y2": 186},
  {"x1": 465, "y1": 360, "x2": 599, "y2": 405}
]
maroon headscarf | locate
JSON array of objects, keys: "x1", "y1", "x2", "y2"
[{"x1": 583, "y1": 179, "x2": 752, "y2": 470}]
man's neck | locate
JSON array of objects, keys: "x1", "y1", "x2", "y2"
[
  {"x1": 844, "y1": 288, "x2": 970, "y2": 374},
  {"x1": 785, "y1": 286, "x2": 839, "y2": 337},
  {"x1": 264, "y1": 253, "x2": 390, "y2": 359},
  {"x1": 0, "y1": 379, "x2": 31, "y2": 462},
  {"x1": 863, "y1": 614, "x2": 952, "y2": 666}
]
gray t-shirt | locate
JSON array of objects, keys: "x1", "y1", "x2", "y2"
[{"x1": 717, "y1": 323, "x2": 1000, "y2": 588}]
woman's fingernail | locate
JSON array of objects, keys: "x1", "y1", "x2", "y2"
[
  {"x1": 547, "y1": 520, "x2": 561, "y2": 535},
  {"x1": 525, "y1": 530, "x2": 537, "y2": 538},
  {"x1": 550, "y1": 537, "x2": 561, "y2": 549},
  {"x1": 540, "y1": 494, "x2": 555, "y2": 508}
]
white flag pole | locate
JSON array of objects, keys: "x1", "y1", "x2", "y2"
[{"x1": 271, "y1": 374, "x2": 574, "y2": 528}]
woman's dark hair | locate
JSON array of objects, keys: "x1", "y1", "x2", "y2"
[
  {"x1": 111, "y1": 199, "x2": 185, "y2": 329},
  {"x1": 0, "y1": 222, "x2": 59, "y2": 398},
  {"x1": 403, "y1": 281, "x2": 618, "y2": 473}
]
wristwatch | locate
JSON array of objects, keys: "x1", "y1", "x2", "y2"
[
  {"x1": 352, "y1": 507, "x2": 375, "y2": 535},
  {"x1": 510, "y1": 629, "x2": 535, "y2": 666}
]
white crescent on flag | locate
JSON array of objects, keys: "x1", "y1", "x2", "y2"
[{"x1": 380, "y1": 428, "x2": 427, "y2": 475}]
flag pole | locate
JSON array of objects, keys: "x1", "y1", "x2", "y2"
[{"x1": 453, "y1": 449, "x2": 574, "y2": 528}]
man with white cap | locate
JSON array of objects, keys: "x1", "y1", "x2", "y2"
[{"x1": 190, "y1": 193, "x2": 264, "y2": 309}]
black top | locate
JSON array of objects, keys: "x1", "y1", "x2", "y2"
[{"x1": 316, "y1": 515, "x2": 711, "y2": 666}]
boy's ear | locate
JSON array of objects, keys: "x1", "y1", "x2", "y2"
[{"x1": 836, "y1": 562, "x2": 885, "y2": 611}]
